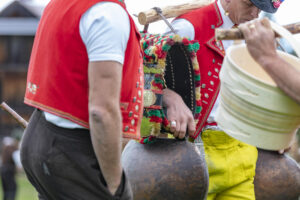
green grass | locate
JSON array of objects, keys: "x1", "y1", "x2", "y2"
[{"x1": 0, "y1": 172, "x2": 38, "y2": 200}]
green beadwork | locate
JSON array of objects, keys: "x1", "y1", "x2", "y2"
[
  {"x1": 154, "y1": 76, "x2": 164, "y2": 85},
  {"x1": 140, "y1": 117, "x2": 154, "y2": 137},
  {"x1": 196, "y1": 106, "x2": 202, "y2": 114},
  {"x1": 144, "y1": 66, "x2": 163, "y2": 74},
  {"x1": 162, "y1": 44, "x2": 171, "y2": 52}
]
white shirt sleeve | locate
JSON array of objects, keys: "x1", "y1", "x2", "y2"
[
  {"x1": 79, "y1": 2, "x2": 130, "y2": 64},
  {"x1": 45, "y1": 2, "x2": 131, "y2": 129},
  {"x1": 166, "y1": 18, "x2": 195, "y2": 40}
]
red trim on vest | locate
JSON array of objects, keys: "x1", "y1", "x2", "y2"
[
  {"x1": 178, "y1": 1, "x2": 226, "y2": 139},
  {"x1": 25, "y1": 0, "x2": 143, "y2": 139}
]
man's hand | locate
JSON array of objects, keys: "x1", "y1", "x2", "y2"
[
  {"x1": 163, "y1": 88, "x2": 196, "y2": 139},
  {"x1": 239, "y1": 18, "x2": 278, "y2": 66},
  {"x1": 239, "y1": 18, "x2": 300, "y2": 105}
]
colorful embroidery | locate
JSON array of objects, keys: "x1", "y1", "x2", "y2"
[{"x1": 140, "y1": 33, "x2": 201, "y2": 144}]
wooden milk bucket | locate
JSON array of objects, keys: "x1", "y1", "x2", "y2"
[
  {"x1": 215, "y1": 22, "x2": 300, "y2": 151},
  {"x1": 122, "y1": 34, "x2": 208, "y2": 200}
]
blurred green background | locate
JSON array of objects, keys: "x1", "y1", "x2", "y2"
[{"x1": 0, "y1": 173, "x2": 38, "y2": 200}]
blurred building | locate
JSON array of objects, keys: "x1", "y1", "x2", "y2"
[{"x1": 0, "y1": 0, "x2": 45, "y2": 138}]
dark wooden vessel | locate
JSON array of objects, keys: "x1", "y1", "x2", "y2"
[
  {"x1": 121, "y1": 139, "x2": 209, "y2": 200},
  {"x1": 255, "y1": 149, "x2": 300, "y2": 200}
]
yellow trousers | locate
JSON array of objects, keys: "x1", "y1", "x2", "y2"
[{"x1": 202, "y1": 130, "x2": 258, "y2": 200}]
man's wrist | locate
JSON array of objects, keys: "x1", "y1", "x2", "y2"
[
  {"x1": 107, "y1": 170, "x2": 123, "y2": 195},
  {"x1": 257, "y1": 54, "x2": 280, "y2": 70}
]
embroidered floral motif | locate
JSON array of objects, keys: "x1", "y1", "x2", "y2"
[{"x1": 27, "y1": 82, "x2": 38, "y2": 94}]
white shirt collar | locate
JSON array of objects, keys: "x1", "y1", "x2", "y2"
[{"x1": 217, "y1": 0, "x2": 234, "y2": 29}]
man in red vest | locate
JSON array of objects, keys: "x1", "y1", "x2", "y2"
[
  {"x1": 20, "y1": 0, "x2": 143, "y2": 199},
  {"x1": 164, "y1": 0, "x2": 284, "y2": 199}
]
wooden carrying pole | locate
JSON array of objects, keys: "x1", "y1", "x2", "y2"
[
  {"x1": 138, "y1": 0, "x2": 213, "y2": 25},
  {"x1": 0, "y1": 102, "x2": 28, "y2": 129},
  {"x1": 215, "y1": 22, "x2": 300, "y2": 40}
]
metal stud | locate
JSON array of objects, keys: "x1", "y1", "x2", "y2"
[
  {"x1": 138, "y1": 90, "x2": 142, "y2": 97},
  {"x1": 211, "y1": 25, "x2": 215, "y2": 29},
  {"x1": 136, "y1": 82, "x2": 139, "y2": 88},
  {"x1": 202, "y1": 84, "x2": 206, "y2": 89},
  {"x1": 131, "y1": 119, "x2": 135, "y2": 126},
  {"x1": 208, "y1": 71, "x2": 212, "y2": 76},
  {"x1": 128, "y1": 111, "x2": 133, "y2": 117},
  {"x1": 204, "y1": 93, "x2": 209, "y2": 98},
  {"x1": 133, "y1": 97, "x2": 137, "y2": 103},
  {"x1": 216, "y1": 41, "x2": 224, "y2": 51},
  {"x1": 212, "y1": 59, "x2": 215, "y2": 63},
  {"x1": 210, "y1": 81, "x2": 214, "y2": 85},
  {"x1": 135, "y1": 105, "x2": 139, "y2": 111},
  {"x1": 215, "y1": 68, "x2": 219, "y2": 73},
  {"x1": 202, "y1": 100, "x2": 208, "y2": 104}
]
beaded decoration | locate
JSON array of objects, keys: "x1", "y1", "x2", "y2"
[{"x1": 140, "y1": 33, "x2": 202, "y2": 144}]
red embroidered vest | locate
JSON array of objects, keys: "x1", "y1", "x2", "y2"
[
  {"x1": 179, "y1": 2, "x2": 225, "y2": 139},
  {"x1": 24, "y1": 0, "x2": 144, "y2": 140}
]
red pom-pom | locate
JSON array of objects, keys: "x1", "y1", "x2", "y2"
[
  {"x1": 182, "y1": 38, "x2": 190, "y2": 45},
  {"x1": 273, "y1": 0, "x2": 281, "y2": 8},
  {"x1": 149, "y1": 116, "x2": 163, "y2": 123}
]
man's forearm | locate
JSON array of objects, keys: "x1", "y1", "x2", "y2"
[
  {"x1": 260, "y1": 55, "x2": 300, "y2": 104},
  {"x1": 88, "y1": 60, "x2": 124, "y2": 194},
  {"x1": 89, "y1": 106, "x2": 122, "y2": 193}
]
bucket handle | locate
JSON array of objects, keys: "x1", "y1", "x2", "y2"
[{"x1": 270, "y1": 21, "x2": 300, "y2": 57}]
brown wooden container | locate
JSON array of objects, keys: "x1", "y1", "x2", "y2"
[
  {"x1": 121, "y1": 139, "x2": 209, "y2": 200},
  {"x1": 255, "y1": 149, "x2": 300, "y2": 200}
]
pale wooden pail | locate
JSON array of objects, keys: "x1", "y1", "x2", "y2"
[{"x1": 216, "y1": 22, "x2": 300, "y2": 150}]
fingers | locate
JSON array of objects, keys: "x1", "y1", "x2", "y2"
[
  {"x1": 238, "y1": 22, "x2": 252, "y2": 39},
  {"x1": 261, "y1": 17, "x2": 271, "y2": 29},
  {"x1": 178, "y1": 122, "x2": 187, "y2": 139},
  {"x1": 170, "y1": 120, "x2": 180, "y2": 138},
  {"x1": 278, "y1": 146, "x2": 291, "y2": 154},
  {"x1": 239, "y1": 19, "x2": 262, "y2": 44},
  {"x1": 163, "y1": 90, "x2": 196, "y2": 139},
  {"x1": 278, "y1": 149, "x2": 284, "y2": 154},
  {"x1": 170, "y1": 119, "x2": 186, "y2": 139},
  {"x1": 239, "y1": 18, "x2": 272, "y2": 36},
  {"x1": 187, "y1": 119, "x2": 196, "y2": 137},
  {"x1": 170, "y1": 120, "x2": 177, "y2": 133},
  {"x1": 169, "y1": 116, "x2": 195, "y2": 139}
]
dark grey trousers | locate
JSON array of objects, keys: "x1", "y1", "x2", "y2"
[{"x1": 20, "y1": 109, "x2": 132, "y2": 200}]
